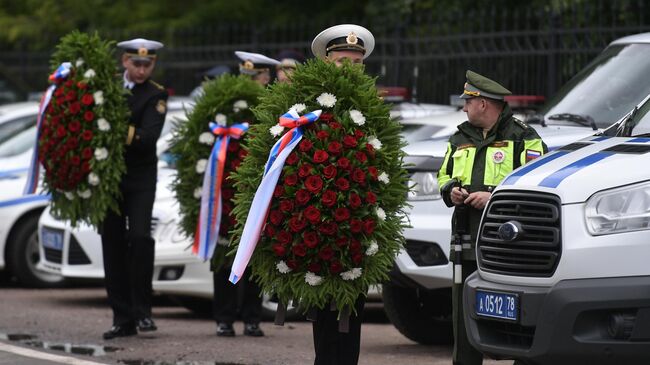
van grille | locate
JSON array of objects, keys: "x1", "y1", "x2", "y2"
[{"x1": 478, "y1": 191, "x2": 561, "y2": 277}]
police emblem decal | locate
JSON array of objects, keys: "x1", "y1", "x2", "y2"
[
  {"x1": 492, "y1": 149, "x2": 505, "y2": 164},
  {"x1": 156, "y1": 100, "x2": 166, "y2": 114}
]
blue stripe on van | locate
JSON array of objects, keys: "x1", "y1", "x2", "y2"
[
  {"x1": 538, "y1": 152, "x2": 614, "y2": 188},
  {"x1": 501, "y1": 151, "x2": 569, "y2": 186}
]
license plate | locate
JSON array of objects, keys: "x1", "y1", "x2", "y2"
[
  {"x1": 41, "y1": 228, "x2": 63, "y2": 251},
  {"x1": 476, "y1": 289, "x2": 518, "y2": 321}
]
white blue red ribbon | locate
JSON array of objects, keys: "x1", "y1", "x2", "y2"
[
  {"x1": 24, "y1": 62, "x2": 72, "y2": 195},
  {"x1": 229, "y1": 109, "x2": 321, "y2": 284},
  {"x1": 194, "y1": 121, "x2": 249, "y2": 261}
]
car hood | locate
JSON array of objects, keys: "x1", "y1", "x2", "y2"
[
  {"x1": 0, "y1": 172, "x2": 29, "y2": 201},
  {"x1": 498, "y1": 136, "x2": 650, "y2": 203}
]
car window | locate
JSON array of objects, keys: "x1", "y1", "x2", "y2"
[
  {"x1": 0, "y1": 125, "x2": 36, "y2": 158},
  {"x1": 0, "y1": 114, "x2": 37, "y2": 145}
]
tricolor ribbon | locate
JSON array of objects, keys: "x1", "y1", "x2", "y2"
[
  {"x1": 24, "y1": 62, "x2": 72, "y2": 195},
  {"x1": 193, "y1": 120, "x2": 249, "y2": 261},
  {"x1": 229, "y1": 109, "x2": 321, "y2": 284}
]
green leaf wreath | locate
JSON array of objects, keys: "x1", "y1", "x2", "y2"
[
  {"x1": 170, "y1": 74, "x2": 264, "y2": 252},
  {"x1": 39, "y1": 31, "x2": 129, "y2": 228},
  {"x1": 230, "y1": 59, "x2": 409, "y2": 314}
]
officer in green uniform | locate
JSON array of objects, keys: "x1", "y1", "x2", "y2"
[{"x1": 438, "y1": 70, "x2": 547, "y2": 365}]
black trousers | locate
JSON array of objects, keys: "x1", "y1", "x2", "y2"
[
  {"x1": 312, "y1": 295, "x2": 365, "y2": 365},
  {"x1": 212, "y1": 266, "x2": 262, "y2": 325},
  {"x1": 100, "y1": 189, "x2": 156, "y2": 327}
]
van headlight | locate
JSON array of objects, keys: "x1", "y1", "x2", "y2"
[
  {"x1": 407, "y1": 172, "x2": 441, "y2": 201},
  {"x1": 585, "y1": 181, "x2": 650, "y2": 235}
]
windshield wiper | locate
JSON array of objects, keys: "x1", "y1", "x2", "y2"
[
  {"x1": 525, "y1": 114, "x2": 546, "y2": 127},
  {"x1": 548, "y1": 113, "x2": 598, "y2": 130}
]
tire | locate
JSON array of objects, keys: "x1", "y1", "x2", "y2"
[
  {"x1": 382, "y1": 283, "x2": 452, "y2": 345},
  {"x1": 6, "y1": 213, "x2": 67, "y2": 288}
]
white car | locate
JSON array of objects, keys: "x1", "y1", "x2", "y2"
[{"x1": 36, "y1": 98, "x2": 192, "y2": 280}]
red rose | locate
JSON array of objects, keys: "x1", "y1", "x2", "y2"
[
  {"x1": 56, "y1": 97, "x2": 64, "y2": 106},
  {"x1": 313, "y1": 150, "x2": 329, "y2": 164},
  {"x1": 321, "y1": 190, "x2": 337, "y2": 207},
  {"x1": 368, "y1": 166, "x2": 378, "y2": 180},
  {"x1": 51, "y1": 115, "x2": 61, "y2": 126},
  {"x1": 329, "y1": 260, "x2": 343, "y2": 274},
  {"x1": 363, "y1": 219, "x2": 376, "y2": 234},
  {"x1": 264, "y1": 224, "x2": 276, "y2": 237},
  {"x1": 335, "y1": 237, "x2": 348, "y2": 247},
  {"x1": 64, "y1": 79, "x2": 74, "y2": 88},
  {"x1": 329, "y1": 121, "x2": 341, "y2": 129},
  {"x1": 292, "y1": 244, "x2": 307, "y2": 257},
  {"x1": 343, "y1": 135, "x2": 358, "y2": 148},
  {"x1": 54, "y1": 88, "x2": 64, "y2": 97},
  {"x1": 238, "y1": 149, "x2": 247, "y2": 159},
  {"x1": 308, "y1": 262, "x2": 321, "y2": 273},
  {"x1": 337, "y1": 157, "x2": 351, "y2": 170},
  {"x1": 319, "y1": 113, "x2": 333, "y2": 122},
  {"x1": 77, "y1": 82, "x2": 88, "y2": 90},
  {"x1": 296, "y1": 189, "x2": 311, "y2": 205},
  {"x1": 299, "y1": 139, "x2": 313, "y2": 152},
  {"x1": 319, "y1": 246, "x2": 335, "y2": 261},
  {"x1": 366, "y1": 191, "x2": 377, "y2": 205},
  {"x1": 82, "y1": 147, "x2": 93, "y2": 160},
  {"x1": 355, "y1": 151, "x2": 367, "y2": 163},
  {"x1": 280, "y1": 199, "x2": 294, "y2": 212},
  {"x1": 335, "y1": 177, "x2": 350, "y2": 191},
  {"x1": 284, "y1": 173, "x2": 298, "y2": 186},
  {"x1": 350, "y1": 219, "x2": 363, "y2": 233},
  {"x1": 303, "y1": 231, "x2": 319, "y2": 248},
  {"x1": 322, "y1": 165, "x2": 337, "y2": 179},
  {"x1": 269, "y1": 210, "x2": 284, "y2": 225},
  {"x1": 273, "y1": 185, "x2": 285, "y2": 197},
  {"x1": 66, "y1": 137, "x2": 78, "y2": 149},
  {"x1": 349, "y1": 193, "x2": 362, "y2": 209},
  {"x1": 316, "y1": 130, "x2": 329, "y2": 140},
  {"x1": 318, "y1": 221, "x2": 338, "y2": 236},
  {"x1": 227, "y1": 140, "x2": 240, "y2": 152},
  {"x1": 352, "y1": 168, "x2": 366, "y2": 184},
  {"x1": 68, "y1": 121, "x2": 81, "y2": 133},
  {"x1": 272, "y1": 244, "x2": 286, "y2": 257},
  {"x1": 298, "y1": 163, "x2": 313, "y2": 178},
  {"x1": 304, "y1": 205, "x2": 321, "y2": 224},
  {"x1": 305, "y1": 175, "x2": 323, "y2": 193},
  {"x1": 350, "y1": 239, "x2": 362, "y2": 253},
  {"x1": 289, "y1": 217, "x2": 307, "y2": 233},
  {"x1": 366, "y1": 143, "x2": 376, "y2": 157},
  {"x1": 81, "y1": 93, "x2": 93, "y2": 105},
  {"x1": 334, "y1": 207, "x2": 350, "y2": 222},
  {"x1": 81, "y1": 130, "x2": 93, "y2": 141},
  {"x1": 276, "y1": 230, "x2": 292, "y2": 245},
  {"x1": 287, "y1": 259, "x2": 298, "y2": 270},
  {"x1": 327, "y1": 141, "x2": 343, "y2": 155},
  {"x1": 286, "y1": 152, "x2": 299, "y2": 165},
  {"x1": 69, "y1": 102, "x2": 81, "y2": 115},
  {"x1": 352, "y1": 253, "x2": 363, "y2": 265},
  {"x1": 71, "y1": 156, "x2": 81, "y2": 165},
  {"x1": 354, "y1": 129, "x2": 365, "y2": 139},
  {"x1": 65, "y1": 90, "x2": 77, "y2": 102}
]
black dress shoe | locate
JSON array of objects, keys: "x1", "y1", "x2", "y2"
[
  {"x1": 216, "y1": 323, "x2": 235, "y2": 337},
  {"x1": 103, "y1": 324, "x2": 137, "y2": 340},
  {"x1": 243, "y1": 323, "x2": 264, "y2": 337},
  {"x1": 137, "y1": 317, "x2": 157, "y2": 332}
]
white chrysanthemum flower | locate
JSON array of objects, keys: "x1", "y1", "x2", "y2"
[
  {"x1": 94, "y1": 147, "x2": 108, "y2": 161},
  {"x1": 349, "y1": 109, "x2": 366, "y2": 126},
  {"x1": 195, "y1": 159, "x2": 208, "y2": 174},
  {"x1": 97, "y1": 118, "x2": 110, "y2": 131},
  {"x1": 316, "y1": 93, "x2": 337, "y2": 108},
  {"x1": 64, "y1": 192, "x2": 75, "y2": 200},
  {"x1": 378, "y1": 171, "x2": 390, "y2": 184},
  {"x1": 215, "y1": 113, "x2": 227, "y2": 125},
  {"x1": 84, "y1": 69, "x2": 96, "y2": 79},
  {"x1": 198, "y1": 132, "x2": 215, "y2": 145},
  {"x1": 368, "y1": 136, "x2": 382, "y2": 150},
  {"x1": 305, "y1": 272, "x2": 323, "y2": 286},
  {"x1": 269, "y1": 124, "x2": 284, "y2": 137},
  {"x1": 193, "y1": 187, "x2": 202, "y2": 199},
  {"x1": 366, "y1": 241, "x2": 379, "y2": 256},
  {"x1": 75, "y1": 58, "x2": 84, "y2": 67},
  {"x1": 376, "y1": 207, "x2": 386, "y2": 221},
  {"x1": 276, "y1": 261, "x2": 292, "y2": 274},
  {"x1": 341, "y1": 268, "x2": 363, "y2": 281},
  {"x1": 87, "y1": 173, "x2": 100, "y2": 186},
  {"x1": 290, "y1": 103, "x2": 306, "y2": 113},
  {"x1": 78, "y1": 189, "x2": 92, "y2": 199},
  {"x1": 233, "y1": 100, "x2": 248, "y2": 112},
  {"x1": 93, "y1": 91, "x2": 104, "y2": 105}
]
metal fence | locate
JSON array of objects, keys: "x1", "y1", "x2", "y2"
[{"x1": 2, "y1": 0, "x2": 650, "y2": 104}]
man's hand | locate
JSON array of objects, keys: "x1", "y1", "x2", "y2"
[
  {"x1": 450, "y1": 186, "x2": 469, "y2": 206},
  {"x1": 464, "y1": 191, "x2": 491, "y2": 210}
]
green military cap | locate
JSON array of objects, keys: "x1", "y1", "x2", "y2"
[{"x1": 460, "y1": 70, "x2": 512, "y2": 100}]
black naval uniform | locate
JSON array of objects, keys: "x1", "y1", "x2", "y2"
[{"x1": 101, "y1": 79, "x2": 168, "y2": 328}]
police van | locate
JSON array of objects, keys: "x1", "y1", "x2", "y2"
[{"x1": 463, "y1": 93, "x2": 650, "y2": 364}]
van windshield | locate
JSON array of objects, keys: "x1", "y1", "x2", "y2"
[{"x1": 541, "y1": 44, "x2": 650, "y2": 129}]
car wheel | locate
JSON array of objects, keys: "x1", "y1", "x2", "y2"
[
  {"x1": 382, "y1": 283, "x2": 452, "y2": 345},
  {"x1": 7, "y1": 213, "x2": 67, "y2": 288},
  {"x1": 261, "y1": 293, "x2": 302, "y2": 321}
]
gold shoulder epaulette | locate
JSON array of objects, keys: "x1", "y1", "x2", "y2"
[
  {"x1": 148, "y1": 80, "x2": 165, "y2": 91},
  {"x1": 514, "y1": 118, "x2": 529, "y2": 129}
]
